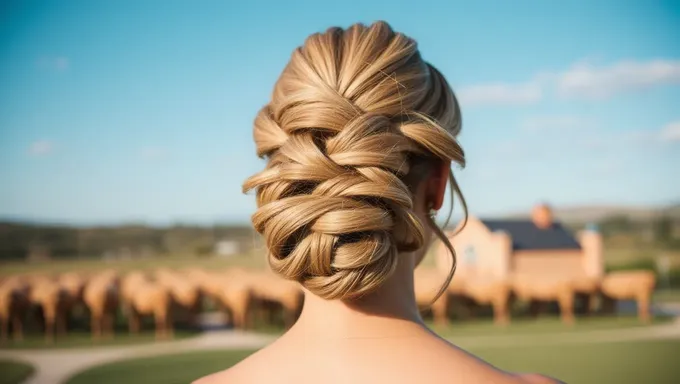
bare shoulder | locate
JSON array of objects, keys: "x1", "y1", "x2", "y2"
[{"x1": 425, "y1": 337, "x2": 565, "y2": 384}]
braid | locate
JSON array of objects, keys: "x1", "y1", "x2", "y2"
[{"x1": 243, "y1": 21, "x2": 466, "y2": 300}]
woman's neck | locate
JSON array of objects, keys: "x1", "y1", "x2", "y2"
[{"x1": 290, "y1": 253, "x2": 427, "y2": 339}]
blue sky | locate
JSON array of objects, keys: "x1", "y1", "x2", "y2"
[{"x1": 0, "y1": 0, "x2": 679, "y2": 225}]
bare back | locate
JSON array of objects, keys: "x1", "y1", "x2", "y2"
[{"x1": 195, "y1": 323, "x2": 554, "y2": 384}]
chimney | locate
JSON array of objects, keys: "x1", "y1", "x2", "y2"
[
  {"x1": 531, "y1": 203, "x2": 553, "y2": 229},
  {"x1": 578, "y1": 226, "x2": 604, "y2": 278}
]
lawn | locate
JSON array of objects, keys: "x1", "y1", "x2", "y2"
[
  {"x1": 0, "y1": 359, "x2": 35, "y2": 384},
  {"x1": 477, "y1": 340, "x2": 680, "y2": 384},
  {"x1": 64, "y1": 340, "x2": 680, "y2": 384},
  {"x1": 654, "y1": 289, "x2": 680, "y2": 304},
  {"x1": 3, "y1": 312, "x2": 660, "y2": 351},
  {"x1": 0, "y1": 330, "x2": 199, "y2": 350},
  {"x1": 65, "y1": 349, "x2": 254, "y2": 384},
  {"x1": 428, "y1": 315, "x2": 671, "y2": 338}
]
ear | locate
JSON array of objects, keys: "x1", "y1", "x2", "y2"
[{"x1": 428, "y1": 160, "x2": 450, "y2": 210}]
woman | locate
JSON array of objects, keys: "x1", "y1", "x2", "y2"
[{"x1": 197, "y1": 21, "x2": 562, "y2": 384}]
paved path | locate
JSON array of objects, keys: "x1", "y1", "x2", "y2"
[{"x1": 2, "y1": 304, "x2": 680, "y2": 384}]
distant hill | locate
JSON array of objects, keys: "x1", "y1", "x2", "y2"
[{"x1": 504, "y1": 203, "x2": 680, "y2": 225}]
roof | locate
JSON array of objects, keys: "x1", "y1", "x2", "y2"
[{"x1": 479, "y1": 219, "x2": 581, "y2": 251}]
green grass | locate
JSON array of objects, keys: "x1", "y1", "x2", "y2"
[
  {"x1": 0, "y1": 330, "x2": 199, "y2": 350},
  {"x1": 654, "y1": 289, "x2": 680, "y2": 304},
  {"x1": 242, "y1": 315, "x2": 672, "y2": 338},
  {"x1": 65, "y1": 349, "x2": 255, "y2": 384},
  {"x1": 428, "y1": 315, "x2": 672, "y2": 338},
  {"x1": 7, "y1": 313, "x2": 652, "y2": 351},
  {"x1": 603, "y1": 248, "x2": 680, "y2": 265},
  {"x1": 0, "y1": 359, "x2": 35, "y2": 384},
  {"x1": 477, "y1": 340, "x2": 680, "y2": 384},
  {"x1": 64, "y1": 340, "x2": 680, "y2": 384}
]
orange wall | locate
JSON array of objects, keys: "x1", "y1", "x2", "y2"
[
  {"x1": 512, "y1": 250, "x2": 584, "y2": 277},
  {"x1": 436, "y1": 217, "x2": 511, "y2": 278},
  {"x1": 577, "y1": 230, "x2": 604, "y2": 278}
]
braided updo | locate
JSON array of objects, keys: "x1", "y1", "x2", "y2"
[{"x1": 243, "y1": 21, "x2": 466, "y2": 300}]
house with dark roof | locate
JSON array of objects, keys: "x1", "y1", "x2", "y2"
[{"x1": 435, "y1": 203, "x2": 603, "y2": 281}]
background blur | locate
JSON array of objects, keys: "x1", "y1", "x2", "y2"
[{"x1": 0, "y1": 1, "x2": 679, "y2": 384}]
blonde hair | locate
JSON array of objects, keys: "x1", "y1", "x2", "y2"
[{"x1": 243, "y1": 21, "x2": 466, "y2": 300}]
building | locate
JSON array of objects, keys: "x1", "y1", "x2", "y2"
[
  {"x1": 436, "y1": 203, "x2": 603, "y2": 281},
  {"x1": 215, "y1": 239, "x2": 240, "y2": 257}
]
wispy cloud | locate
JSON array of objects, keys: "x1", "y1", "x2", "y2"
[
  {"x1": 520, "y1": 115, "x2": 596, "y2": 133},
  {"x1": 590, "y1": 157, "x2": 621, "y2": 175},
  {"x1": 28, "y1": 140, "x2": 54, "y2": 156},
  {"x1": 35, "y1": 56, "x2": 70, "y2": 72},
  {"x1": 486, "y1": 118, "x2": 676, "y2": 166},
  {"x1": 460, "y1": 59, "x2": 680, "y2": 107},
  {"x1": 457, "y1": 82, "x2": 542, "y2": 107},
  {"x1": 659, "y1": 121, "x2": 680, "y2": 142},
  {"x1": 611, "y1": 121, "x2": 680, "y2": 145},
  {"x1": 564, "y1": 121, "x2": 677, "y2": 149},
  {"x1": 139, "y1": 146, "x2": 168, "y2": 160},
  {"x1": 555, "y1": 59, "x2": 680, "y2": 99}
]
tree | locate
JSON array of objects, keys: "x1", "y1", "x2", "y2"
[
  {"x1": 654, "y1": 216, "x2": 673, "y2": 247},
  {"x1": 598, "y1": 215, "x2": 633, "y2": 237}
]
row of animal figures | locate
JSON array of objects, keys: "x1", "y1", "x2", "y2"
[
  {"x1": 0, "y1": 266, "x2": 656, "y2": 343},
  {"x1": 0, "y1": 267, "x2": 303, "y2": 343},
  {"x1": 414, "y1": 268, "x2": 657, "y2": 326}
]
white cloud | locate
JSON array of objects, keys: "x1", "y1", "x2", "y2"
[
  {"x1": 659, "y1": 121, "x2": 680, "y2": 142},
  {"x1": 488, "y1": 118, "x2": 676, "y2": 163},
  {"x1": 590, "y1": 158, "x2": 621, "y2": 175},
  {"x1": 555, "y1": 59, "x2": 680, "y2": 99},
  {"x1": 459, "y1": 59, "x2": 680, "y2": 107},
  {"x1": 457, "y1": 82, "x2": 542, "y2": 107},
  {"x1": 613, "y1": 121, "x2": 680, "y2": 144},
  {"x1": 28, "y1": 140, "x2": 54, "y2": 156},
  {"x1": 36, "y1": 56, "x2": 70, "y2": 71},
  {"x1": 520, "y1": 115, "x2": 595, "y2": 132},
  {"x1": 139, "y1": 147, "x2": 168, "y2": 160}
]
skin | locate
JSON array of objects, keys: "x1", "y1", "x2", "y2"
[{"x1": 195, "y1": 162, "x2": 563, "y2": 384}]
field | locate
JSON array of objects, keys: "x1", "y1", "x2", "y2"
[
  {"x1": 0, "y1": 315, "x2": 672, "y2": 384},
  {"x1": 2, "y1": 247, "x2": 678, "y2": 277},
  {"x1": 429, "y1": 315, "x2": 672, "y2": 338},
  {"x1": 0, "y1": 330, "x2": 200, "y2": 350},
  {"x1": 0, "y1": 359, "x2": 35, "y2": 384},
  {"x1": 63, "y1": 339, "x2": 680, "y2": 384},
  {"x1": 654, "y1": 289, "x2": 680, "y2": 303},
  {"x1": 0, "y1": 251, "x2": 267, "y2": 277},
  {"x1": 64, "y1": 349, "x2": 254, "y2": 384},
  {"x1": 0, "y1": 315, "x2": 668, "y2": 351},
  {"x1": 2, "y1": 244, "x2": 679, "y2": 383}
]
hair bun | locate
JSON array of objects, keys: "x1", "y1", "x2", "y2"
[
  {"x1": 243, "y1": 21, "x2": 466, "y2": 300},
  {"x1": 246, "y1": 108, "x2": 425, "y2": 300}
]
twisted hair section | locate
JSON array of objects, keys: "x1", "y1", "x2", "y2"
[{"x1": 243, "y1": 21, "x2": 467, "y2": 300}]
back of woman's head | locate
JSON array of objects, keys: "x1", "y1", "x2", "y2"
[{"x1": 243, "y1": 21, "x2": 466, "y2": 300}]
